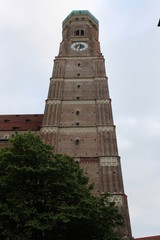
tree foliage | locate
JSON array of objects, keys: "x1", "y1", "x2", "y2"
[{"x1": 0, "y1": 132, "x2": 123, "y2": 240}]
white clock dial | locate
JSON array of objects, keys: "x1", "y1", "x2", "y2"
[{"x1": 71, "y1": 42, "x2": 88, "y2": 51}]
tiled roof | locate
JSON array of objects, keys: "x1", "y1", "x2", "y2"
[
  {"x1": 135, "y1": 236, "x2": 160, "y2": 240},
  {"x1": 0, "y1": 114, "x2": 43, "y2": 131}
]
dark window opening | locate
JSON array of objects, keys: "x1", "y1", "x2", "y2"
[
  {"x1": 77, "y1": 73, "x2": 80, "y2": 76},
  {"x1": 75, "y1": 159, "x2": 79, "y2": 163},
  {"x1": 81, "y1": 29, "x2": 84, "y2": 35},
  {"x1": 78, "y1": 63, "x2": 81, "y2": 66},
  {"x1": 77, "y1": 84, "x2": 80, "y2": 88},
  {"x1": 75, "y1": 29, "x2": 84, "y2": 36},
  {"x1": 76, "y1": 29, "x2": 79, "y2": 35},
  {"x1": 12, "y1": 127, "x2": 19, "y2": 130},
  {"x1": 25, "y1": 119, "x2": 31, "y2": 122},
  {"x1": 77, "y1": 96, "x2": 80, "y2": 100},
  {"x1": 76, "y1": 122, "x2": 79, "y2": 126},
  {"x1": 4, "y1": 119, "x2": 10, "y2": 122},
  {"x1": 0, "y1": 138, "x2": 9, "y2": 142},
  {"x1": 76, "y1": 111, "x2": 80, "y2": 115},
  {"x1": 75, "y1": 139, "x2": 79, "y2": 145}
]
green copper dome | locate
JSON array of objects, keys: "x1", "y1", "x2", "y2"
[{"x1": 63, "y1": 10, "x2": 99, "y2": 25}]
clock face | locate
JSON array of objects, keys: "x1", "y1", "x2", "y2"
[{"x1": 71, "y1": 42, "x2": 88, "y2": 51}]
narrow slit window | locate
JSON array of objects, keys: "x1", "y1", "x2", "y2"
[
  {"x1": 76, "y1": 111, "x2": 80, "y2": 115},
  {"x1": 75, "y1": 139, "x2": 79, "y2": 145}
]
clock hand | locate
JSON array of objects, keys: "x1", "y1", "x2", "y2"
[{"x1": 77, "y1": 44, "x2": 80, "y2": 50}]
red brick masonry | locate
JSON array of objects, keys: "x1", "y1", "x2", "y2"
[
  {"x1": 0, "y1": 114, "x2": 43, "y2": 131},
  {"x1": 135, "y1": 236, "x2": 160, "y2": 240}
]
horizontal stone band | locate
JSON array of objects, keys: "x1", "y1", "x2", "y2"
[
  {"x1": 46, "y1": 100, "x2": 109, "y2": 105},
  {"x1": 100, "y1": 157, "x2": 118, "y2": 166},
  {"x1": 41, "y1": 126, "x2": 114, "y2": 133}
]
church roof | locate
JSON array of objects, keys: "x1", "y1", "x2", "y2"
[
  {"x1": 63, "y1": 10, "x2": 99, "y2": 25},
  {"x1": 0, "y1": 114, "x2": 43, "y2": 131}
]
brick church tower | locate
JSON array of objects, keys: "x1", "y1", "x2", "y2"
[{"x1": 40, "y1": 10, "x2": 132, "y2": 239}]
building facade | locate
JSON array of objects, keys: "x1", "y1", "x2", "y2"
[
  {"x1": 0, "y1": 10, "x2": 132, "y2": 239},
  {"x1": 40, "y1": 10, "x2": 132, "y2": 239},
  {"x1": 0, "y1": 114, "x2": 43, "y2": 148}
]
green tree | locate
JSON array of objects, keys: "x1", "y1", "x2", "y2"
[{"x1": 0, "y1": 132, "x2": 123, "y2": 240}]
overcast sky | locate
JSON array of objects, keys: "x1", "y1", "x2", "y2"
[{"x1": 0, "y1": 0, "x2": 160, "y2": 238}]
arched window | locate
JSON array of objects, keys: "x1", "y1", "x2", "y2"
[
  {"x1": 81, "y1": 29, "x2": 84, "y2": 36},
  {"x1": 75, "y1": 29, "x2": 84, "y2": 36},
  {"x1": 76, "y1": 30, "x2": 79, "y2": 36}
]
